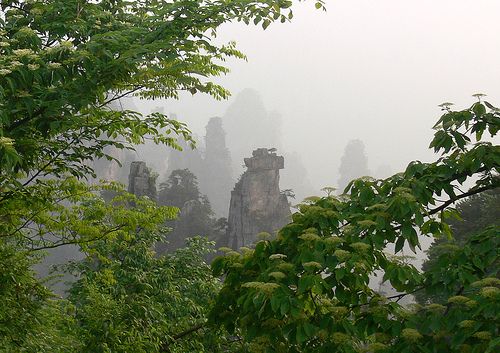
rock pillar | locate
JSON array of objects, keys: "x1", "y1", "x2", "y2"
[
  {"x1": 128, "y1": 161, "x2": 157, "y2": 201},
  {"x1": 227, "y1": 148, "x2": 291, "y2": 249}
]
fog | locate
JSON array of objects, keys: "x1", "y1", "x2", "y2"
[{"x1": 130, "y1": 0, "x2": 500, "y2": 195}]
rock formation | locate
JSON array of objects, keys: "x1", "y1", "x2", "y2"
[
  {"x1": 338, "y1": 139, "x2": 370, "y2": 192},
  {"x1": 199, "y1": 117, "x2": 234, "y2": 217},
  {"x1": 166, "y1": 135, "x2": 204, "y2": 181},
  {"x1": 128, "y1": 161, "x2": 157, "y2": 201},
  {"x1": 227, "y1": 148, "x2": 291, "y2": 249},
  {"x1": 223, "y1": 89, "x2": 281, "y2": 177}
]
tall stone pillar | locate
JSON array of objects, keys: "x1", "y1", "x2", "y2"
[
  {"x1": 227, "y1": 148, "x2": 291, "y2": 249},
  {"x1": 128, "y1": 161, "x2": 157, "y2": 201}
]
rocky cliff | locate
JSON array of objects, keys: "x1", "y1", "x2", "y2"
[
  {"x1": 200, "y1": 117, "x2": 233, "y2": 217},
  {"x1": 128, "y1": 161, "x2": 157, "y2": 201},
  {"x1": 227, "y1": 148, "x2": 291, "y2": 249}
]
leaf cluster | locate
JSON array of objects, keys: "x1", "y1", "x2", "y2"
[{"x1": 211, "y1": 101, "x2": 500, "y2": 352}]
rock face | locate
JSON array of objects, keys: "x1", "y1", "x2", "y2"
[
  {"x1": 227, "y1": 148, "x2": 291, "y2": 249},
  {"x1": 128, "y1": 161, "x2": 157, "y2": 201},
  {"x1": 200, "y1": 117, "x2": 234, "y2": 217},
  {"x1": 164, "y1": 118, "x2": 233, "y2": 218}
]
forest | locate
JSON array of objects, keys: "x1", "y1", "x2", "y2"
[{"x1": 0, "y1": 1, "x2": 499, "y2": 352}]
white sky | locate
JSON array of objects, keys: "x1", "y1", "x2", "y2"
[{"x1": 140, "y1": 0, "x2": 500, "y2": 191}]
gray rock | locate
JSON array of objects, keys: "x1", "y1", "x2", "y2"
[
  {"x1": 128, "y1": 161, "x2": 157, "y2": 201},
  {"x1": 227, "y1": 148, "x2": 291, "y2": 249},
  {"x1": 199, "y1": 117, "x2": 234, "y2": 218}
]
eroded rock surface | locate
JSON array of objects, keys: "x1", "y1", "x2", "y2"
[
  {"x1": 128, "y1": 161, "x2": 157, "y2": 201},
  {"x1": 227, "y1": 148, "x2": 291, "y2": 249}
]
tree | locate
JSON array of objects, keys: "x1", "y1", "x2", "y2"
[
  {"x1": 416, "y1": 188, "x2": 500, "y2": 305},
  {"x1": 211, "y1": 99, "x2": 499, "y2": 352},
  {"x1": 67, "y1": 224, "x2": 226, "y2": 353},
  {"x1": 159, "y1": 169, "x2": 203, "y2": 209},
  {"x1": 0, "y1": 242, "x2": 80, "y2": 352},
  {"x1": 0, "y1": 183, "x2": 176, "y2": 351},
  {"x1": 158, "y1": 168, "x2": 223, "y2": 252},
  {"x1": 0, "y1": 182, "x2": 237, "y2": 352},
  {"x1": 337, "y1": 139, "x2": 370, "y2": 192}
]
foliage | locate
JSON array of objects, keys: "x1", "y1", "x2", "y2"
[
  {"x1": 0, "y1": 0, "x2": 321, "y2": 246},
  {"x1": 158, "y1": 168, "x2": 227, "y2": 252},
  {"x1": 1, "y1": 177, "x2": 172, "y2": 252},
  {"x1": 0, "y1": 183, "x2": 235, "y2": 352},
  {"x1": 2, "y1": 1, "x2": 499, "y2": 352},
  {"x1": 211, "y1": 99, "x2": 500, "y2": 352},
  {"x1": 416, "y1": 188, "x2": 500, "y2": 304},
  {"x1": 159, "y1": 168, "x2": 203, "y2": 209},
  {"x1": 0, "y1": 181, "x2": 177, "y2": 350},
  {"x1": 0, "y1": 243, "x2": 81, "y2": 352},
  {"x1": 0, "y1": 0, "x2": 318, "y2": 177},
  {"x1": 67, "y1": 224, "x2": 226, "y2": 353},
  {"x1": 0, "y1": 0, "x2": 323, "y2": 351}
]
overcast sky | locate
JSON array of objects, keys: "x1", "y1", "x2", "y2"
[{"x1": 139, "y1": 0, "x2": 500, "y2": 192}]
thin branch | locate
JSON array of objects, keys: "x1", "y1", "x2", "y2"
[
  {"x1": 7, "y1": 106, "x2": 47, "y2": 132},
  {"x1": 3, "y1": 188, "x2": 95, "y2": 238},
  {"x1": 159, "y1": 322, "x2": 206, "y2": 352},
  {"x1": 27, "y1": 225, "x2": 124, "y2": 252},
  {"x1": 427, "y1": 184, "x2": 497, "y2": 216},
  {"x1": 99, "y1": 86, "x2": 144, "y2": 108},
  {"x1": 309, "y1": 290, "x2": 319, "y2": 312},
  {"x1": 348, "y1": 286, "x2": 425, "y2": 310}
]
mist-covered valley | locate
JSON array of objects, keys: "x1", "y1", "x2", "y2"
[{"x1": 1, "y1": 1, "x2": 499, "y2": 352}]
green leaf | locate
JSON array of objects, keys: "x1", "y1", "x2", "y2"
[
  {"x1": 473, "y1": 102, "x2": 486, "y2": 116},
  {"x1": 395, "y1": 236, "x2": 405, "y2": 253}
]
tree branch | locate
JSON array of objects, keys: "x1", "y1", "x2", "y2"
[
  {"x1": 427, "y1": 184, "x2": 498, "y2": 217},
  {"x1": 159, "y1": 322, "x2": 206, "y2": 352},
  {"x1": 27, "y1": 225, "x2": 125, "y2": 252},
  {"x1": 99, "y1": 86, "x2": 144, "y2": 108}
]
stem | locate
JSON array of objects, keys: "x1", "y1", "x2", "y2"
[{"x1": 159, "y1": 322, "x2": 206, "y2": 352}]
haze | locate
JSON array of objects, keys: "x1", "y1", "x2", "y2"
[{"x1": 134, "y1": 0, "x2": 500, "y2": 193}]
